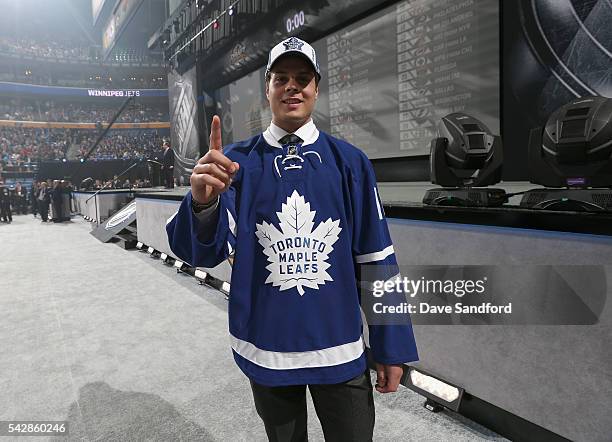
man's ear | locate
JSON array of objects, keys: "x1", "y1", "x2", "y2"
[{"x1": 265, "y1": 82, "x2": 270, "y2": 101}]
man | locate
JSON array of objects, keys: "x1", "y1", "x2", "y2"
[
  {"x1": 0, "y1": 182, "x2": 12, "y2": 223},
  {"x1": 14, "y1": 182, "x2": 26, "y2": 215},
  {"x1": 161, "y1": 140, "x2": 175, "y2": 189},
  {"x1": 37, "y1": 181, "x2": 50, "y2": 222},
  {"x1": 167, "y1": 37, "x2": 418, "y2": 441},
  {"x1": 50, "y1": 180, "x2": 62, "y2": 222},
  {"x1": 30, "y1": 180, "x2": 39, "y2": 218}
]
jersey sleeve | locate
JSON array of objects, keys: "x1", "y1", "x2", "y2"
[
  {"x1": 350, "y1": 154, "x2": 419, "y2": 365},
  {"x1": 166, "y1": 182, "x2": 238, "y2": 269}
]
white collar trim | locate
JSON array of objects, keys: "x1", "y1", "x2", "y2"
[{"x1": 263, "y1": 119, "x2": 319, "y2": 148}]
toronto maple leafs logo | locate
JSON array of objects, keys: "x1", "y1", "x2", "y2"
[
  {"x1": 255, "y1": 190, "x2": 342, "y2": 296},
  {"x1": 283, "y1": 37, "x2": 304, "y2": 51}
]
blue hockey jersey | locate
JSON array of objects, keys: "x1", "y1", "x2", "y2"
[{"x1": 166, "y1": 126, "x2": 418, "y2": 386}]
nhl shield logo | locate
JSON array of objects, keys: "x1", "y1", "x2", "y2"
[{"x1": 255, "y1": 190, "x2": 342, "y2": 296}]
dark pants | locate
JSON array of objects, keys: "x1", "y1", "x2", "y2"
[
  {"x1": 15, "y1": 196, "x2": 26, "y2": 214},
  {"x1": 164, "y1": 168, "x2": 174, "y2": 188},
  {"x1": 250, "y1": 370, "x2": 375, "y2": 442},
  {"x1": 38, "y1": 201, "x2": 49, "y2": 222},
  {"x1": 52, "y1": 198, "x2": 62, "y2": 222},
  {"x1": 0, "y1": 203, "x2": 12, "y2": 222}
]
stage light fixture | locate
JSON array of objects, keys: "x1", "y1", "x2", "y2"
[
  {"x1": 160, "y1": 253, "x2": 174, "y2": 265},
  {"x1": 404, "y1": 367, "x2": 464, "y2": 412},
  {"x1": 228, "y1": 5, "x2": 234, "y2": 16},
  {"x1": 195, "y1": 269, "x2": 208, "y2": 284},
  {"x1": 174, "y1": 259, "x2": 185, "y2": 272},
  {"x1": 423, "y1": 113, "x2": 506, "y2": 207},
  {"x1": 521, "y1": 95, "x2": 612, "y2": 211},
  {"x1": 213, "y1": 20, "x2": 220, "y2": 29}
]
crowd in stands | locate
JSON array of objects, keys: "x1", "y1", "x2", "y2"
[
  {"x1": 75, "y1": 130, "x2": 164, "y2": 161},
  {"x1": 0, "y1": 36, "x2": 163, "y2": 65},
  {"x1": 1, "y1": 127, "x2": 70, "y2": 164},
  {"x1": 0, "y1": 100, "x2": 169, "y2": 123},
  {"x1": 0, "y1": 71, "x2": 168, "y2": 89},
  {"x1": 0, "y1": 127, "x2": 166, "y2": 165},
  {"x1": 0, "y1": 35, "x2": 167, "y2": 89},
  {"x1": 0, "y1": 36, "x2": 91, "y2": 61}
]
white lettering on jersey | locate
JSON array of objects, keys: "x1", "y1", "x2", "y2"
[{"x1": 255, "y1": 190, "x2": 342, "y2": 295}]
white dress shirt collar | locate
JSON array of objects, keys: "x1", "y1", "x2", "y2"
[{"x1": 263, "y1": 119, "x2": 319, "y2": 148}]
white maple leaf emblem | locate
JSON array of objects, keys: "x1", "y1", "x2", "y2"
[{"x1": 255, "y1": 190, "x2": 342, "y2": 296}]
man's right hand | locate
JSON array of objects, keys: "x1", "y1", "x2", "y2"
[{"x1": 190, "y1": 115, "x2": 239, "y2": 205}]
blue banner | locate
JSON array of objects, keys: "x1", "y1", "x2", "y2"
[{"x1": 0, "y1": 82, "x2": 168, "y2": 98}]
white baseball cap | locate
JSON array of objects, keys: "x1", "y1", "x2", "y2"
[{"x1": 266, "y1": 37, "x2": 321, "y2": 79}]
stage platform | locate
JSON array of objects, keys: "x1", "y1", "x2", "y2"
[
  {"x1": 73, "y1": 187, "x2": 164, "y2": 225},
  {"x1": 131, "y1": 182, "x2": 612, "y2": 442},
  {"x1": 3, "y1": 215, "x2": 510, "y2": 442}
]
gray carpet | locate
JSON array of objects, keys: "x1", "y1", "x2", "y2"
[{"x1": 0, "y1": 214, "x2": 506, "y2": 441}]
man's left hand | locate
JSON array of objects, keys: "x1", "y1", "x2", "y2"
[{"x1": 375, "y1": 363, "x2": 404, "y2": 393}]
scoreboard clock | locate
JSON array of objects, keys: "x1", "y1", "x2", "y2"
[{"x1": 284, "y1": 10, "x2": 306, "y2": 34}]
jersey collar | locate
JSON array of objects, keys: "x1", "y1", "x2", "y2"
[{"x1": 263, "y1": 119, "x2": 319, "y2": 149}]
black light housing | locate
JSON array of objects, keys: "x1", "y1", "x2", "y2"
[
  {"x1": 424, "y1": 113, "x2": 506, "y2": 207},
  {"x1": 430, "y1": 113, "x2": 503, "y2": 188},
  {"x1": 529, "y1": 95, "x2": 612, "y2": 188},
  {"x1": 520, "y1": 96, "x2": 612, "y2": 212}
]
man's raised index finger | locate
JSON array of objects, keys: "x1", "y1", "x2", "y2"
[{"x1": 209, "y1": 115, "x2": 222, "y2": 152}]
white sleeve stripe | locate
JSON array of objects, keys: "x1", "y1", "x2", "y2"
[
  {"x1": 373, "y1": 186, "x2": 383, "y2": 220},
  {"x1": 227, "y1": 209, "x2": 237, "y2": 237},
  {"x1": 355, "y1": 245, "x2": 395, "y2": 263}
]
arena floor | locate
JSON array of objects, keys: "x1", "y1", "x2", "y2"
[{"x1": 0, "y1": 214, "x2": 507, "y2": 441}]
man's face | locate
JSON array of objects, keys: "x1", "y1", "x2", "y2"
[{"x1": 266, "y1": 56, "x2": 318, "y2": 132}]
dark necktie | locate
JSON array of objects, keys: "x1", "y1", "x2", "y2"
[{"x1": 279, "y1": 134, "x2": 303, "y2": 155}]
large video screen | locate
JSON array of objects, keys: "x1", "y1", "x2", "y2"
[{"x1": 216, "y1": 0, "x2": 499, "y2": 159}]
